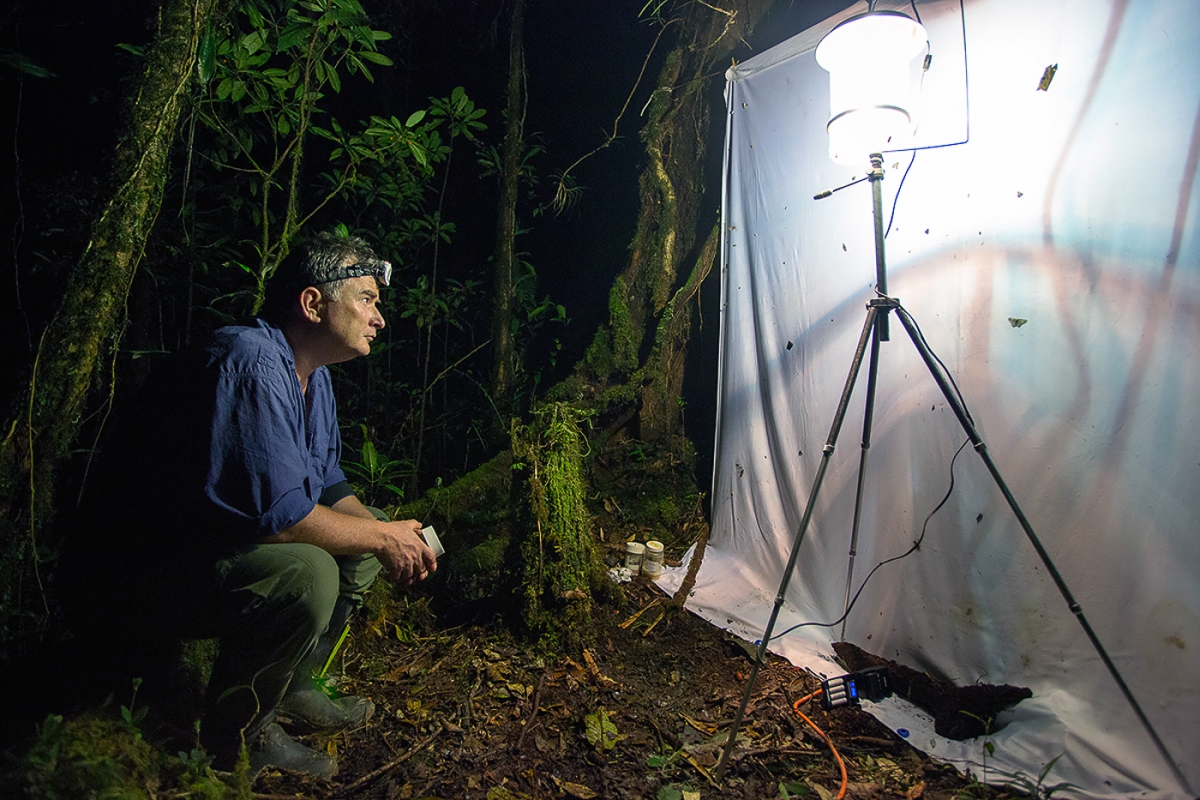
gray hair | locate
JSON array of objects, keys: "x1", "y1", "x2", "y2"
[
  {"x1": 319, "y1": 278, "x2": 352, "y2": 302},
  {"x1": 262, "y1": 231, "x2": 384, "y2": 321}
]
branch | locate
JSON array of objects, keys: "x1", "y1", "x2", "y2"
[
  {"x1": 550, "y1": 18, "x2": 675, "y2": 214},
  {"x1": 333, "y1": 726, "x2": 441, "y2": 797},
  {"x1": 420, "y1": 338, "x2": 491, "y2": 402}
]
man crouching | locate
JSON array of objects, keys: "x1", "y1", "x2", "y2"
[{"x1": 64, "y1": 232, "x2": 436, "y2": 778}]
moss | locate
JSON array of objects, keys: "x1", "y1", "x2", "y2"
[
  {"x1": 13, "y1": 712, "x2": 160, "y2": 799},
  {"x1": 607, "y1": 278, "x2": 639, "y2": 373},
  {"x1": 451, "y1": 533, "x2": 509, "y2": 574},
  {"x1": 178, "y1": 638, "x2": 218, "y2": 689},
  {"x1": 389, "y1": 450, "x2": 512, "y2": 526},
  {"x1": 5, "y1": 707, "x2": 255, "y2": 799},
  {"x1": 583, "y1": 327, "x2": 616, "y2": 379},
  {"x1": 511, "y1": 403, "x2": 605, "y2": 649}
]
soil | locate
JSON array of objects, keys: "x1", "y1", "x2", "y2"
[{"x1": 242, "y1": 579, "x2": 1006, "y2": 800}]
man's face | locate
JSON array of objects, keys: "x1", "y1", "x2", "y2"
[{"x1": 321, "y1": 275, "x2": 386, "y2": 361}]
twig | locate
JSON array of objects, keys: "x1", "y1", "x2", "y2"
[
  {"x1": 551, "y1": 19, "x2": 675, "y2": 213},
  {"x1": 421, "y1": 338, "x2": 492, "y2": 401},
  {"x1": 333, "y1": 727, "x2": 441, "y2": 797},
  {"x1": 670, "y1": 516, "x2": 709, "y2": 610},
  {"x1": 640, "y1": 607, "x2": 667, "y2": 636},
  {"x1": 515, "y1": 671, "x2": 547, "y2": 751},
  {"x1": 851, "y1": 735, "x2": 899, "y2": 748},
  {"x1": 619, "y1": 598, "x2": 663, "y2": 629}
]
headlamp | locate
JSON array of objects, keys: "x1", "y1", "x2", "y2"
[{"x1": 318, "y1": 260, "x2": 392, "y2": 287}]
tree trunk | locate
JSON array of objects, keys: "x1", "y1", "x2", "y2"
[
  {"x1": 557, "y1": 0, "x2": 773, "y2": 442},
  {"x1": 0, "y1": 0, "x2": 224, "y2": 636},
  {"x1": 490, "y1": 0, "x2": 526, "y2": 413},
  {"x1": 510, "y1": 1, "x2": 774, "y2": 646}
]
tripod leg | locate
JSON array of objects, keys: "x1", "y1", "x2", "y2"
[
  {"x1": 714, "y1": 304, "x2": 881, "y2": 782},
  {"x1": 841, "y1": 316, "x2": 884, "y2": 641},
  {"x1": 893, "y1": 304, "x2": 1192, "y2": 794}
]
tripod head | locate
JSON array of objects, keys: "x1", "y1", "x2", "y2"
[{"x1": 815, "y1": 152, "x2": 894, "y2": 341}]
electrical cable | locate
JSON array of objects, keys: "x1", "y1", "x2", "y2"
[
  {"x1": 895, "y1": 297, "x2": 974, "y2": 425},
  {"x1": 883, "y1": 152, "x2": 917, "y2": 238},
  {"x1": 774, "y1": 435, "x2": 971, "y2": 641},
  {"x1": 792, "y1": 689, "x2": 848, "y2": 799},
  {"x1": 885, "y1": 0, "x2": 969, "y2": 158},
  {"x1": 881, "y1": 0, "x2": 967, "y2": 237}
]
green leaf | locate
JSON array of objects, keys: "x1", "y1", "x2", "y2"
[
  {"x1": 1038, "y1": 753, "x2": 1064, "y2": 782},
  {"x1": 404, "y1": 109, "x2": 426, "y2": 128},
  {"x1": 247, "y1": 3, "x2": 265, "y2": 29},
  {"x1": 359, "y1": 50, "x2": 392, "y2": 66},
  {"x1": 353, "y1": 58, "x2": 374, "y2": 83},
  {"x1": 408, "y1": 141, "x2": 429, "y2": 168},
  {"x1": 583, "y1": 708, "x2": 619, "y2": 750},
  {"x1": 362, "y1": 440, "x2": 379, "y2": 474},
  {"x1": 240, "y1": 30, "x2": 265, "y2": 54},
  {"x1": 197, "y1": 28, "x2": 217, "y2": 83}
]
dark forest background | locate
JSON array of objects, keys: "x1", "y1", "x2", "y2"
[{"x1": 0, "y1": 0, "x2": 852, "y2": 647}]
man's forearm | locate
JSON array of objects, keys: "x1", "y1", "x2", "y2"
[
  {"x1": 329, "y1": 493, "x2": 379, "y2": 521},
  {"x1": 263, "y1": 500, "x2": 437, "y2": 585},
  {"x1": 263, "y1": 503, "x2": 384, "y2": 555}
]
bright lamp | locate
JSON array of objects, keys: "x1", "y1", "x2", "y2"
[{"x1": 815, "y1": 11, "x2": 929, "y2": 164}]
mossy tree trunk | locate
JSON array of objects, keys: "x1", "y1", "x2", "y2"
[
  {"x1": 511, "y1": 403, "x2": 602, "y2": 647},
  {"x1": 555, "y1": 0, "x2": 772, "y2": 437},
  {"x1": 515, "y1": 1, "x2": 774, "y2": 643},
  {"x1": 0, "y1": 0, "x2": 224, "y2": 635}
]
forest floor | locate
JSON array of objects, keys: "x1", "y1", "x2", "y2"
[
  {"x1": 234, "y1": 575, "x2": 1013, "y2": 800},
  {"x1": 0, "y1": 546, "x2": 1027, "y2": 800}
]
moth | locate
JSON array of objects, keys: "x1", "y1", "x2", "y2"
[{"x1": 1038, "y1": 64, "x2": 1058, "y2": 91}]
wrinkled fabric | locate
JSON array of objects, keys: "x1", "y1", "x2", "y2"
[
  {"x1": 664, "y1": 1, "x2": 1200, "y2": 798},
  {"x1": 203, "y1": 320, "x2": 347, "y2": 539}
]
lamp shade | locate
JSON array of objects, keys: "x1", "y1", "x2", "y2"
[{"x1": 815, "y1": 11, "x2": 929, "y2": 165}]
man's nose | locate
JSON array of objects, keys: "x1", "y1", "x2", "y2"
[{"x1": 372, "y1": 308, "x2": 386, "y2": 330}]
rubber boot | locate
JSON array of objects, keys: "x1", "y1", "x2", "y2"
[
  {"x1": 275, "y1": 597, "x2": 374, "y2": 734},
  {"x1": 248, "y1": 721, "x2": 337, "y2": 779}
]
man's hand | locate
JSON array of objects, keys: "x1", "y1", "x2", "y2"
[
  {"x1": 265, "y1": 505, "x2": 436, "y2": 584},
  {"x1": 375, "y1": 519, "x2": 437, "y2": 584}
]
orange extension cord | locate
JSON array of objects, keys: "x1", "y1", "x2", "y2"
[{"x1": 792, "y1": 689, "x2": 849, "y2": 800}]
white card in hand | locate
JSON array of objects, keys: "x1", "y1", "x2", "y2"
[{"x1": 421, "y1": 525, "x2": 445, "y2": 558}]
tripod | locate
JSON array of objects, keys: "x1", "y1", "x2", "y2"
[{"x1": 713, "y1": 154, "x2": 1188, "y2": 792}]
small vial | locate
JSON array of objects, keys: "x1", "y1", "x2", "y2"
[
  {"x1": 624, "y1": 541, "x2": 646, "y2": 574},
  {"x1": 642, "y1": 540, "x2": 665, "y2": 578}
]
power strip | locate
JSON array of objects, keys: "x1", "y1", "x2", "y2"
[{"x1": 820, "y1": 666, "x2": 891, "y2": 710}]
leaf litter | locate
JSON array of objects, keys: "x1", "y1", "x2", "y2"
[{"x1": 252, "y1": 579, "x2": 1018, "y2": 800}]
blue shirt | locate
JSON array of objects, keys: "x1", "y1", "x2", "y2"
[{"x1": 202, "y1": 319, "x2": 347, "y2": 539}]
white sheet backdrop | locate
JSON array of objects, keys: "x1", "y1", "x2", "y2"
[{"x1": 658, "y1": 1, "x2": 1200, "y2": 796}]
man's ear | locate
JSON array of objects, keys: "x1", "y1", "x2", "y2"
[{"x1": 298, "y1": 286, "x2": 325, "y2": 323}]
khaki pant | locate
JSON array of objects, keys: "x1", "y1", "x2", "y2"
[{"x1": 63, "y1": 511, "x2": 384, "y2": 757}]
